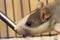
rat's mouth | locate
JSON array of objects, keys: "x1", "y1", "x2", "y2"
[
  {"x1": 15, "y1": 29, "x2": 30, "y2": 37},
  {"x1": 22, "y1": 30, "x2": 29, "y2": 37}
]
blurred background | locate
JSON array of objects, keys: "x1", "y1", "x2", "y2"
[{"x1": 0, "y1": 0, "x2": 57, "y2": 38}]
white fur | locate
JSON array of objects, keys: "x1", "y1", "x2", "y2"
[{"x1": 15, "y1": 14, "x2": 31, "y2": 30}]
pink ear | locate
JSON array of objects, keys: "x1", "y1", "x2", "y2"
[
  {"x1": 40, "y1": 7, "x2": 51, "y2": 22},
  {"x1": 40, "y1": 12, "x2": 46, "y2": 22},
  {"x1": 42, "y1": 13, "x2": 45, "y2": 20}
]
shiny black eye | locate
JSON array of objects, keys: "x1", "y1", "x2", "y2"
[{"x1": 26, "y1": 21, "x2": 32, "y2": 27}]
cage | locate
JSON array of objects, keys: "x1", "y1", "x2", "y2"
[{"x1": 0, "y1": 0, "x2": 58, "y2": 40}]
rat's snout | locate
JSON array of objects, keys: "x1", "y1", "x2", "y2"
[
  {"x1": 14, "y1": 14, "x2": 31, "y2": 37},
  {"x1": 14, "y1": 26, "x2": 23, "y2": 35},
  {"x1": 14, "y1": 26, "x2": 29, "y2": 37}
]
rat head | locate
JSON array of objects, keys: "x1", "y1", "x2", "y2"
[{"x1": 15, "y1": 2, "x2": 51, "y2": 37}]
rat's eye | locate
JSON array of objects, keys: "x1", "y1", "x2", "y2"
[{"x1": 26, "y1": 21, "x2": 32, "y2": 27}]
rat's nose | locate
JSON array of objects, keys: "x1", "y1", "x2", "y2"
[
  {"x1": 14, "y1": 27, "x2": 23, "y2": 34},
  {"x1": 14, "y1": 27, "x2": 29, "y2": 37}
]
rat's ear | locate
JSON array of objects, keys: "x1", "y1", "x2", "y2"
[
  {"x1": 39, "y1": 7, "x2": 51, "y2": 22},
  {"x1": 37, "y1": 1, "x2": 44, "y2": 9}
]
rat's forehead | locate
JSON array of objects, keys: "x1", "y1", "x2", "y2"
[{"x1": 27, "y1": 9, "x2": 40, "y2": 20}]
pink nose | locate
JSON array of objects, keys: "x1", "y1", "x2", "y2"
[
  {"x1": 14, "y1": 27, "x2": 22, "y2": 34},
  {"x1": 15, "y1": 27, "x2": 29, "y2": 37}
]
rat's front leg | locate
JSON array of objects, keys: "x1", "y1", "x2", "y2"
[{"x1": 55, "y1": 23, "x2": 60, "y2": 40}]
